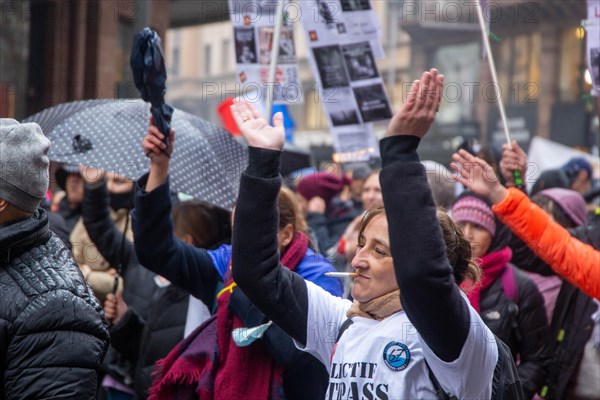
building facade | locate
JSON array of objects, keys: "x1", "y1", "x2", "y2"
[
  {"x1": 403, "y1": 0, "x2": 596, "y2": 161},
  {"x1": 163, "y1": 1, "x2": 413, "y2": 155},
  {"x1": 1, "y1": 0, "x2": 172, "y2": 120}
]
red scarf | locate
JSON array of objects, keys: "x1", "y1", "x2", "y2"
[
  {"x1": 149, "y1": 231, "x2": 309, "y2": 400},
  {"x1": 462, "y1": 247, "x2": 513, "y2": 313}
]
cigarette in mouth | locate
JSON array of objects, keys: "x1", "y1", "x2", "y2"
[{"x1": 325, "y1": 272, "x2": 358, "y2": 278}]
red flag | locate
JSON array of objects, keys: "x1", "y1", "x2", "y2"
[{"x1": 217, "y1": 98, "x2": 240, "y2": 136}]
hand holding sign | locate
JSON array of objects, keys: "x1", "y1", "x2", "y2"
[{"x1": 500, "y1": 141, "x2": 528, "y2": 188}]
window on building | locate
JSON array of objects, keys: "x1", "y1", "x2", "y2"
[
  {"x1": 172, "y1": 48, "x2": 180, "y2": 77},
  {"x1": 431, "y1": 42, "x2": 481, "y2": 124},
  {"x1": 116, "y1": 18, "x2": 136, "y2": 97},
  {"x1": 497, "y1": 32, "x2": 541, "y2": 105},
  {"x1": 222, "y1": 39, "x2": 231, "y2": 71},
  {"x1": 205, "y1": 45, "x2": 212, "y2": 75},
  {"x1": 559, "y1": 27, "x2": 586, "y2": 103},
  {"x1": 170, "y1": 30, "x2": 181, "y2": 77}
]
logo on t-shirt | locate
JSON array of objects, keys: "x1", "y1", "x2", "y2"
[{"x1": 383, "y1": 341, "x2": 410, "y2": 371}]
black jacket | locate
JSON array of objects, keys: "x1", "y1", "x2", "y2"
[
  {"x1": 57, "y1": 195, "x2": 81, "y2": 233},
  {"x1": 0, "y1": 209, "x2": 109, "y2": 399},
  {"x1": 306, "y1": 199, "x2": 361, "y2": 255},
  {"x1": 110, "y1": 283, "x2": 189, "y2": 399},
  {"x1": 479, "y1": 266, "x2": 551, "y2": 399},
  {"x1": 132, "y1": 174, "x2": 333, "y2": 400},
  {"x1": 232, "y1": 137, "x2": 476, "y2": 369},
  {"x1": 82, "y1": 181, "x2": 156, "y2": 318},
  {"x1": 82, "y1": 181, "x2": 157, "y2": 390},
  {"x1": 510, "y1": 218, "x2": 600, "y2": 399}
]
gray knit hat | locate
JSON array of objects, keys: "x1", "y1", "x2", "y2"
[{"x1": 0, "y1": 119, "x2": 50, "y2": 213}]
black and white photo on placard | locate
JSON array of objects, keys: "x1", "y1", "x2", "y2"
[
  {"x1": 340, "y1": 0, "x2": 371, "y2": 12},
  {"x1": 342, "y1": 42, "x2": 379, "y2": 81},
  {"x1": 353, "y1": 83, "x2": 393, "y2": 122},
  {"x1": 258, "y1": 27, "x2": 296, "y2": 65},
  {"x1": 322, "y1": 88, "x2": 361, "y2": 126},
  {"x1": 235, "y1": 27, "x2": 257, "y2": 64},
  {"x1": 313, "y1": 45, "x2": 351, "y2": 89}
]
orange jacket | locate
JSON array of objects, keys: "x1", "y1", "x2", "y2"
[{"x1": 492, "y1": 187, "x2": 600, "y2": 300}]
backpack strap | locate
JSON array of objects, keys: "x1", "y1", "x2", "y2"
[
  {"x1": 336, "y1": 318, "x2": 354, "y2": 342},
  {"x1": 493, "y1": 334, "x2": 526, "y2": 400},
  {"x1": 425, "y1": 360, "x2": 458, "y2": 400},
  {"x1": 500, "y1": 264, "x2": 519, "y2": 304},
  {"x1": 500, "y1": 265, "x2": 522, "y2": 342}
]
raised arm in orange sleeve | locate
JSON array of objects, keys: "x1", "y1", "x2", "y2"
[{"x1": 492, "y1": 187, "x2": 600, "y2": 300}]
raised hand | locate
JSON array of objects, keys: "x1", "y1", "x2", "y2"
[
  {"x1": 451, "y1": 149, "x2": 508, "y2": 204},
  {"x1": 500, "y1": 140, "x2": 527, "y2": 187},
  {"x1": 142, "y1": 116, "x2": 175, "y2": 167},
  {"x1": 143, "y1": 116, "x2": 176, "y2": 192},
  {"x1": 230, "y1": 99, "x2": 285, "y2": 151},
  {"x1": 386, "y1": 68, "x2": 444, "y2": 138}
]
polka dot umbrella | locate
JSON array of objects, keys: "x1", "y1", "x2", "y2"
[{"x1": 25, "y1": 99, "x2": 248, "y2": 210}]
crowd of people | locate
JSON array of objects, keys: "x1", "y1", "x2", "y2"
[{"x1": 1, "y1": 68, "x2": 599, "y2": 399}]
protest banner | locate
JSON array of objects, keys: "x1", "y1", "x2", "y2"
[{"x1": 229, "y1": 0, "x2": 303, "y2": 105}]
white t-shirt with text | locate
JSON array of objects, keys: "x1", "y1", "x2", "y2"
[{"x1": 296, "y1": 281, "x2": 498, "y2": 400}]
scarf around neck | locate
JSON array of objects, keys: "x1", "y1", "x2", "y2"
[
  {"x1": 148, "y1": 231, "x2": 309, "y2": 400},
  {"x1": 462, "y1": 246, "x2": 513, "y2": 313},
  {"x1": 346, "y1": 289, "x2": 402, "y2": 321}
]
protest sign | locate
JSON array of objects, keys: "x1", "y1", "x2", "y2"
[{"x1": 230, "y1": 0, "x2": 303, "y2": 104}]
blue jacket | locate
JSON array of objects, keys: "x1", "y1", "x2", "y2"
[
  {"x1": 132, "y1": 173, "x2": 342, "y2": 310},
  {"x1": 209, "y1": 243, "x2": 343, "y2": 296},
  {"x1": 132, "y1": 173, "x2": 342, "y2": 399}
]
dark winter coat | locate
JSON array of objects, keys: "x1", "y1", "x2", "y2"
[
  {"x1": 510, "y1": 218, "x2": 600, "y2": 399},
  {"x1": 132, "y1": 174, "x2": 343, "y2": 399},
  {"x1": 231, "y1": 138, "x2": 494, "y2": 391},
  {"x1": 479, "y1": 266, "x2": 551, "y2": 399},
  {"x1": 306, "y1": 197, "x2": 361, "y2": 254},
  {"x1": 82, "y1": 181, "x2": 158, "y2": 389},
  {"x1": 110, "y1": 283, "x2": 189, "y2": 399},
  {"x1": 82, "y1": 181, "x2": 156, "y2": 318},
  {"x1": 57, "y1": 195, "x2": 81, "y2": 233},
  {"x1": 0, "y1": 209, "x2": 109, "y2": 399}
]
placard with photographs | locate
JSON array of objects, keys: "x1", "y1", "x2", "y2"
[
  {"x1": 299, "y1": 0, "x2": 384, "y2": 57},
  {"x1": 258, "y1": 26, "x2": 297, "y2": 65},
  {"x1": 308, "y1": 41, "x2": 391, "y2": 126},
  {"x1": 297, "y1": 0, "x2": 387, "y2": 161},
  {"x1": 229, "y1": 0, "x2": 303, "y2": 104}
]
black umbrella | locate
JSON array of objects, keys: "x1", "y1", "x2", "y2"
[
  {"x1": 24, "y1": 100, "x2": 247, "y2": 210},
  {"x1": 130, "y1": 27, "x2": 174, "y2": 147}
]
